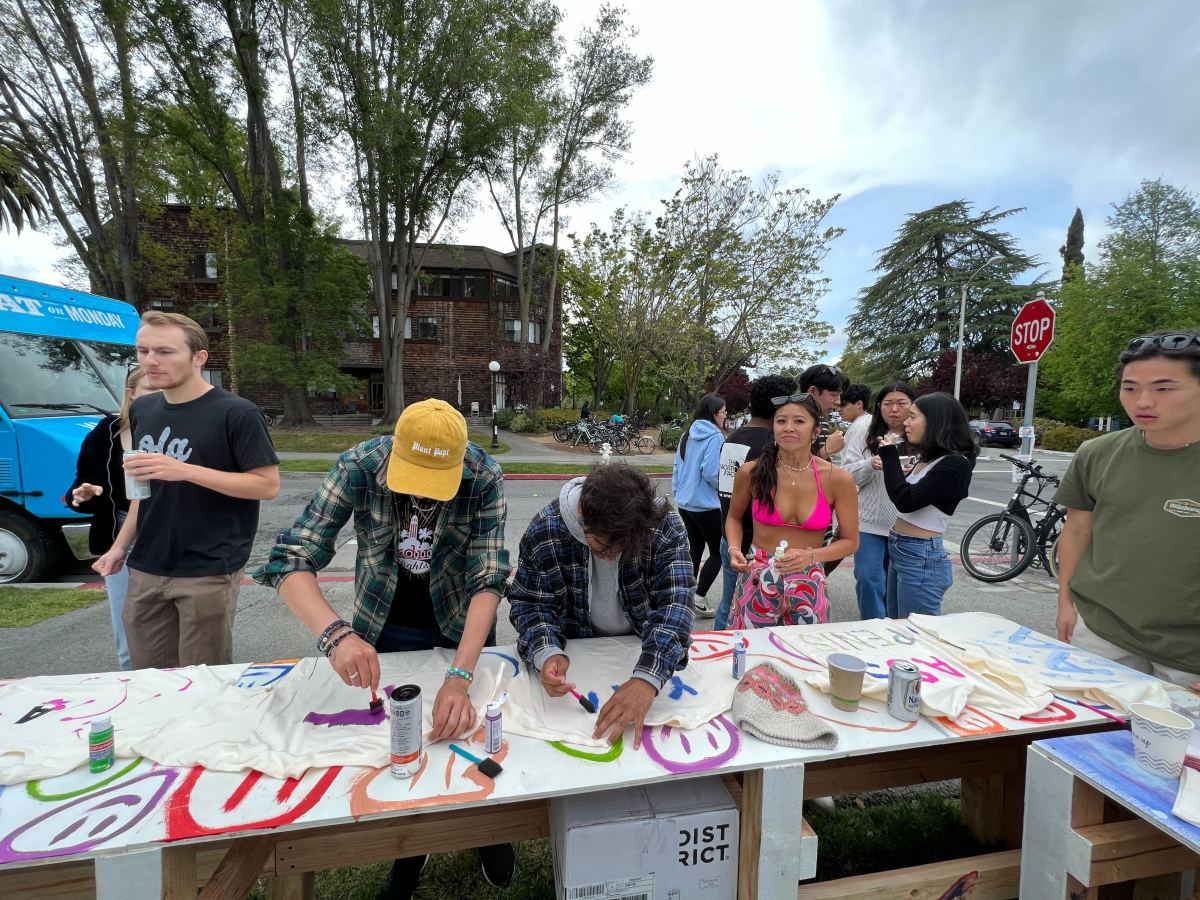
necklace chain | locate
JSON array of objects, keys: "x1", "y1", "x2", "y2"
[{"x1": 393, "y1": 493, "x2": 440, "y2": 530}]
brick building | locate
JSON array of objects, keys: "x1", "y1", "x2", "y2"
[{"x1": 127, "y1": 205, "x2": 563, "y2": 418}]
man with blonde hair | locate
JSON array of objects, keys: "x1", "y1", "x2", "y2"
[{"x1": 94, "y1": 311, "x2": 280, "y2": 668}]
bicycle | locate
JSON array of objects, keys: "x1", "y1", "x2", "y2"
[{"x1": 960, "y1": 453, "x2": 1066, "y2": 583}]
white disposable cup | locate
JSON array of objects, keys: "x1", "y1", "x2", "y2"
[
  {"x1": 123, "y1": 451, "x2": 152, "y2": 500},
  {"x1": 1129, "y1": 702, "x2": 1194, "y2": 779},
  {"x1": 827, "y1": 652, "x2": 868, "y2": 712}
]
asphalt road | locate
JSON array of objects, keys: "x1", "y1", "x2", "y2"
[{"x1": 0, "y1": 449, "x2": 1073, "y2": 679}]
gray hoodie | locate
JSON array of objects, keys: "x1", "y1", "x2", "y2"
[{"x1": 557, "y1": 477, "x2": 633, "y2": 638}]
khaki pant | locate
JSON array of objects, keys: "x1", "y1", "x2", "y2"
[
  {"x1": 1072, "y1": 618, "x2": 1198, "y2": 688},
  {"x1": 123, "y1": 567, "x2": 242, "y2": 668}
]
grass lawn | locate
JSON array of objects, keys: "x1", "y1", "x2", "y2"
[
  {"x1": 279, "y1": 459, "x2": 671, "y2": 474},
  {"x1": 271, "y1": 432, "x2": 509, "y2": 455},
  {"x1": 0, "y1": 587, "x2": 106, "y2": 628}
]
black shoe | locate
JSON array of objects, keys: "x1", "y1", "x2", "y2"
[
  {"x1": 376, "y1": 854, "x2": 428, "y2": 900},
  {"x1": 479, "y1": 843, "x2": 516, "y2": 888}
]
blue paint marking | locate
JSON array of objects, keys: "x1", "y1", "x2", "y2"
[
  {"x1": 481, "y1": 650, "x2": 520, "y2": 677},
  {"x1": 1007, "y1": 626, "x2": 1063, "y2": 651},
  {"x1": 667, "y1": 675, "x2": 698, "y2": 701},
  {"x1": 236, "y1": 663, "x2": 295, "y2": 689},
  {"x1": 866, "y1": 662, "x2": 888, "y2": 681},
  {"x1": 587, "y1": 691, "x2": 600, "y2": 711},
  {"x1": 1045, "y1": 650, "x2": 1115, "y2": 676}
]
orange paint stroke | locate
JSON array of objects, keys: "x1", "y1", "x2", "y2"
[
  {"x1": 408, "y1": 754, "x2": 428, "y2": 792},
  {"x1": 814, "y1": 712, "x2": 919, "y2": 733},
  {"x1": 350, "y1": 742, "x2": 509, "y2": 816},
  {"x1": 934, "y1": 706, "x2": 1007, "y2": 737}
]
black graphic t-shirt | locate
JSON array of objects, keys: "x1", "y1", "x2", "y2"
[
  {"x1": 386, "y1": 504, "x2": 440, "y2": 631},
  {"x1": 127, "y1": 388, "x2": 279, "y2": 577}
]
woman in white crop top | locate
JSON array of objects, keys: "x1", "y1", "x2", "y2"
[{"x1": 877, "y1": 392, "x2": 977, "y2": 618}]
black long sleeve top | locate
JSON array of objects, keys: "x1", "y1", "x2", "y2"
[{"x1": 878, "y1": 443, "x2": 974, "y2": 515}]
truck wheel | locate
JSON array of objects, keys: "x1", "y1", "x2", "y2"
[{"x1": 0, "y1": 511, "x2": 53, "y2": 583}]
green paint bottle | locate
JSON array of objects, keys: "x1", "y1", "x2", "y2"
[{"x1": 88, "y1": 715, "x2": 114, "y2": 773}]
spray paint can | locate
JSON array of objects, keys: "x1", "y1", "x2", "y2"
[
  {"x1": 389, "y1": 684, "x2": 423, "y2": 778},
  {"x1": 732, "y1": 635, "x2": 748, "y2": 680},
  {"x1": 88, "y1": 715, "x2": 115, "y2": 773},
  {"x1": 122, "y1": 451, "x2": 152, "y2": 500},
  {"x1": 887, "y1": 661, "x2": 922, "y2": 721},
  {"x1": 484, "y1": 701, "x2": 503, "y2": 754}
]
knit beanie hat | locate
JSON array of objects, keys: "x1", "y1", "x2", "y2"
[{"x1": 731, "y1": 664, "x2": 838, "y2": 749}]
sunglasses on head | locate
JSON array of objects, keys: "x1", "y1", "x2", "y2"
[
  {"x1": 1126, "y1": 332, "x2": 1200, "y2": 353},
  {"x1": 771, "y1": 392, "x2": 813, "y2": 407}
]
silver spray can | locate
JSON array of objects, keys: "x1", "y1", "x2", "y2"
[
  {"x1": 732, "y1": 636, "x2": 747, "y2": 680},
  {"x1": 122, "y1": 451, "x2": 152, "y2": 500},
  {"x1": 389, "y1": 684, "x2": 423, "y2": 778},
  {"x1": 887, "y1": 661, "x2": 922, "y2": 721},
  {"x1": 484, "y1": 701, "x2": 502, "y2": 754}
]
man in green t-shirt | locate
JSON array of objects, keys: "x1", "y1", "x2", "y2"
[{"x1": 1055, "y1": 330, "x2": 1200, "y2": 688}]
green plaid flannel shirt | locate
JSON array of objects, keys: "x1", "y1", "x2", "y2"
[{"x1": 252, "y1": 437, "x2": 509, "y2": 645}]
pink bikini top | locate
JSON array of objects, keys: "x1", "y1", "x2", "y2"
[{"x1": 751, "y1": 458, "x2": 833, "y2": 532}]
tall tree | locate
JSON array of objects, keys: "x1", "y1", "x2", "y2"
[
  {"x1": 844, "y1": 200, "x2": 1037, "y2": 378},
  {"x1": 308, "y1": 0, "x2": 554, "y2": 421},
  {"x1": 0, "y1": 0, "x2": 143, "y2": 300},
  {"x1": 1060, "y1": 207, "x2": 1084, "y2": 282},
  {"x1": 486, "y1": 4, "x2": 653, "y2": 403},
  {"x1": 1099, "y1": 178, "x2": 1200, "y2": 274},
  {"x1": 0, "y1": 139, "x2": 46, "y2": 232}
]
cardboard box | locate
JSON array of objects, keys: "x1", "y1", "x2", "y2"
[{"x1": 550, "y1": 776, "x2": 739, "y2": 900}]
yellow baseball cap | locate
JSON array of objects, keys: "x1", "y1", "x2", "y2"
[{"x1": 386, "y1": 399, "x2": 468, "y2": 500}]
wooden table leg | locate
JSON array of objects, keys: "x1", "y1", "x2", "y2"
[
  {"x1": 1020, "y1": 744, "x2": 1106, "y2": 899},
  {"x1": 738, "y1": 763, "x2": 805, "y2": 900},
  {"x1": 265, "y1": 871, "x2": 316, "y2": 900}
]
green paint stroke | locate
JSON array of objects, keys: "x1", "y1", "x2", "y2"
[
  {"x1": 27, "y1": 757, "x2": 143, "y2": 801},
  {"x1": 548, "y1": 735, "x2": 623, "y2": 763}
]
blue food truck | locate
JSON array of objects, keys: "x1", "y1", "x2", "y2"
[{"x1": 0, "y1": 275, "x2": 139, "y2": 581}]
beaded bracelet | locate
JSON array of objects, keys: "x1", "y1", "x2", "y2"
[
  {"x1": 324, "y1": 629, "x2": 357, "y2": 658},
  {"x1": 317, "y1": 618, "x2": 351, "y2": 655},
  {"x1": 318, "y1": 623, "x2": 353, "y2": 656},
  {"x1": 445, "y1": 665, "x2": 473, "y2": 683}
]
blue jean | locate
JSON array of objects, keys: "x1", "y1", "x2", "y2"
[
  {"x1": 853, "y1": 532, "x2": 889, "y2": 621},
  {"x1": 886, "y1": 532, "x2": 952, "y2": 618},
  {"x1": 104, "y1": 567, "x2": 132, "y2": 670},
  {"x1": 716, "y1": 538, "x2": 737, "y2": 630}
]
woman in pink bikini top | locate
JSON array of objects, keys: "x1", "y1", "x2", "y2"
[{"x1": 723, "y1": 392, "x2": 860, "y2": 627}]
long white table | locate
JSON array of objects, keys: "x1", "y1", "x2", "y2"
[{"x1": 0, "y1": 616, "x2": 1171, "y2": 900}]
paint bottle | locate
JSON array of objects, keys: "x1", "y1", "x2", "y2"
[
  {"x1": 484, "y1": 701, "x2": 503, "y2": 754},
  {"x1": 732, "y1": 635, "x2": 747, "y2": 681},
  {"x1": 389, "y1": 684, "x2": 423, "y2": 778},
  {"x1": 88, "y1": 716, "x2": 115, "y2": 773}
]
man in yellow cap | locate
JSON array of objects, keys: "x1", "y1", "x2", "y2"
[{"x1": 253, "y1": 398, "x2": 514, "y2": 896}]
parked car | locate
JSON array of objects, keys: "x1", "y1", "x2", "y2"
[{"x1": 969, "y1": 419, "x2": 1020, "y2": 448}]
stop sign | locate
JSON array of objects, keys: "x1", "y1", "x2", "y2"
[{"x1": 1010, "y1": 295, "x2": 1056, "y2": 363}]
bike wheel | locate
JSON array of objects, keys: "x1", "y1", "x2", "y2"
[
  {"x1": 612, "y1": 435, "x2": 631, "y2": 454},
  {"x1": 1045, "y1": 536, "x2": 1061, "y2": 581},
  {"x1": 554, "y1": 425, "x2": 571, "y2": 443},
  {"x1": 1036, "y1": 507, "x2": 1066, "y2": 575},
  {"x1": 635, "y1": 436, "x2": 655, "y2": 454},
  {"x1": 960, "y1": 512, "x2": 1037, "y2": 582}
]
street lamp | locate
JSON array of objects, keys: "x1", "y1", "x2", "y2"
[
  {"x1": 488, "y1": 360, "x2": 500, "y2": 451},
  {"x1": 954, "y1": 254, "x2": 1004, "y2": 401}
]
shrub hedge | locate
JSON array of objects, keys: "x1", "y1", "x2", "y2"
[
  {"x1": 659, "y1": 426, "x2": 683, "y2": 451},
  {"x1": 1041, "y1": 425, "x2": 1103, "y2": 452}
]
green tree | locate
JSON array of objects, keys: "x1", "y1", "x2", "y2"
[
  {"x1": 1060, "y1": 207, "x2": 1084, "y2": 282},
  {"x1": 845, "y1": 200, "x2": 1037, "y2": 378},
  {"x1": 0, "y1": 139, "x2": 46, "y2": 232}
]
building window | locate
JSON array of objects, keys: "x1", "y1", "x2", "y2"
[
  {"x1": 411, "y1": 315, "x2": 438, "y2": 340},
  {"x1": 416, "y1": 273, "x2": 463, "y2": 298},
  {"x1": 528, "y1": 321, "x2": 543, "y2": 344},
  {"x1": 202, "y1": 368, "x2": 223, "y2": 388},
  {"x1": 504, "y1": 319, "x2": 521, "y2": 342},
  {"x1": 191, "y1": 252, "x2": 218, "y2": 279},
  {"x1": 192, "y1": 301, "x2": 223, "y2": 330},
  {"x1": 496, "y1": 276, "x2": 519, "y2": 298},
  {"x1": 464, "y1": 275, "x2": 489, "y2": 299},
  {"x1": 149, "y1": 298, "x2": 175, "y2": 313}
]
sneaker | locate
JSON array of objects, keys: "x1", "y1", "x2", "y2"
[
  {"x1": 376, "y1": 854, "x2": 428, "y2": 900},
  {"x1": 480, "y1": 843, "x2": 517, "y2": 888},
  {"x1": 693, "y1": 594, "x2": 713, "y2": 617}
]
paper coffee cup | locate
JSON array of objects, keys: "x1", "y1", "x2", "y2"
[
  {"x1": 827, "y1": 652, "x2": 867, "y2": 712},
  {"x1": 1129, "y1": 703, "x2": 1194, "y2": 779},
  {"x1": 123, "y1": 451, "x2": 152, "y2": 501}
]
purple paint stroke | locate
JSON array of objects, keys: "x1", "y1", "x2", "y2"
[
  {"x1": 641, "y1": 716, "x2": 740, "y2": 775},
  {"x1": 303, "y1": 684, "x2": 395, "y2": 728},
  {"x1": 766, "y1": 632, "x2": 819, "y2": 665},
  {"x1": 679, "y1": 733, "x2": 691, "y2": 753},
  {"x1": 61, "y1": 678, "x2": 131, "y2": 722},
  {"x1": 0, "y1": 769, "x2": 178, "y2": 864},
  {"x1": 708, "y1": 730, "x2": 720, "y2": 750}
]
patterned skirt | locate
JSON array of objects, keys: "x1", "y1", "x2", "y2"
[{"x1": 729, "y1": 546, "x2": 831, "y2": 628}]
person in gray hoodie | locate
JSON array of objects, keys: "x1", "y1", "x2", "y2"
[
  {"x1": 509, "y1": 463, "x2": 696, "y2": 748},
  {"x1": 671, "y1": 394, "x2": 727, "y2": 616}
]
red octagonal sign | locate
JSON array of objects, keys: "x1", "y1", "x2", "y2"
[{"x1": 1010, "y1": 296, "x2": 1056, "y2": 364}]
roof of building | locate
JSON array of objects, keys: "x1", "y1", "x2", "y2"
[{"x1": 338, "y1": 239, "x2": 533, "y2": 277}]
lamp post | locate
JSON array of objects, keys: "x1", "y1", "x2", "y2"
[
  {"x1": 488, "y1": 360, "x2": 500, "y2": 451},
  {"x1": 954, "y1": 254, "x2": 1004, "y2": 401}
]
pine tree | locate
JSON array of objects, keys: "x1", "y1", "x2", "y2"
[{"x1": 1059, "y1": 208, "x2": 1085, "y2": 282}]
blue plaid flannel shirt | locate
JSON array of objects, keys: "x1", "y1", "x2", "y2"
[
  {"x1": 508, "y1": 499, "x2": 695, "y2": 690},
  {"x1": 252, "y1": 438, "x2": 508, "y2": 645}
]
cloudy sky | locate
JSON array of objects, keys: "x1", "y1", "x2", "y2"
[{"x1": 3, "y1": 0, "x2": 1197, "y2": 361}]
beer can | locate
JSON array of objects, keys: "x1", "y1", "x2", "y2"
[
  {"x1": 389, "y1": 684, "x2": 423, "y2": 778},
  {"x1": 732, "y1": 636, "x2": 747, "y2": 680},
  {"x1": 484, "y1": 701, "x2": 502, "y2": 754},
  {"x1": 122, "y1": 451, "x2": 152, "y2": 500},
  {"x1": 887, "y1": 661, "x2": 921, "y2": 721}
]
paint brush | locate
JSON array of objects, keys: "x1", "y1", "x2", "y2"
[
  {"x1": 568, "y1": 688, "x2": 596, "y2": 714},
  {"x1": 369, "y1": 689, "x2": 383, "y2": 715},
  {"x1": 448, "y1": 743, "x2": 503, "y2": 778}
]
